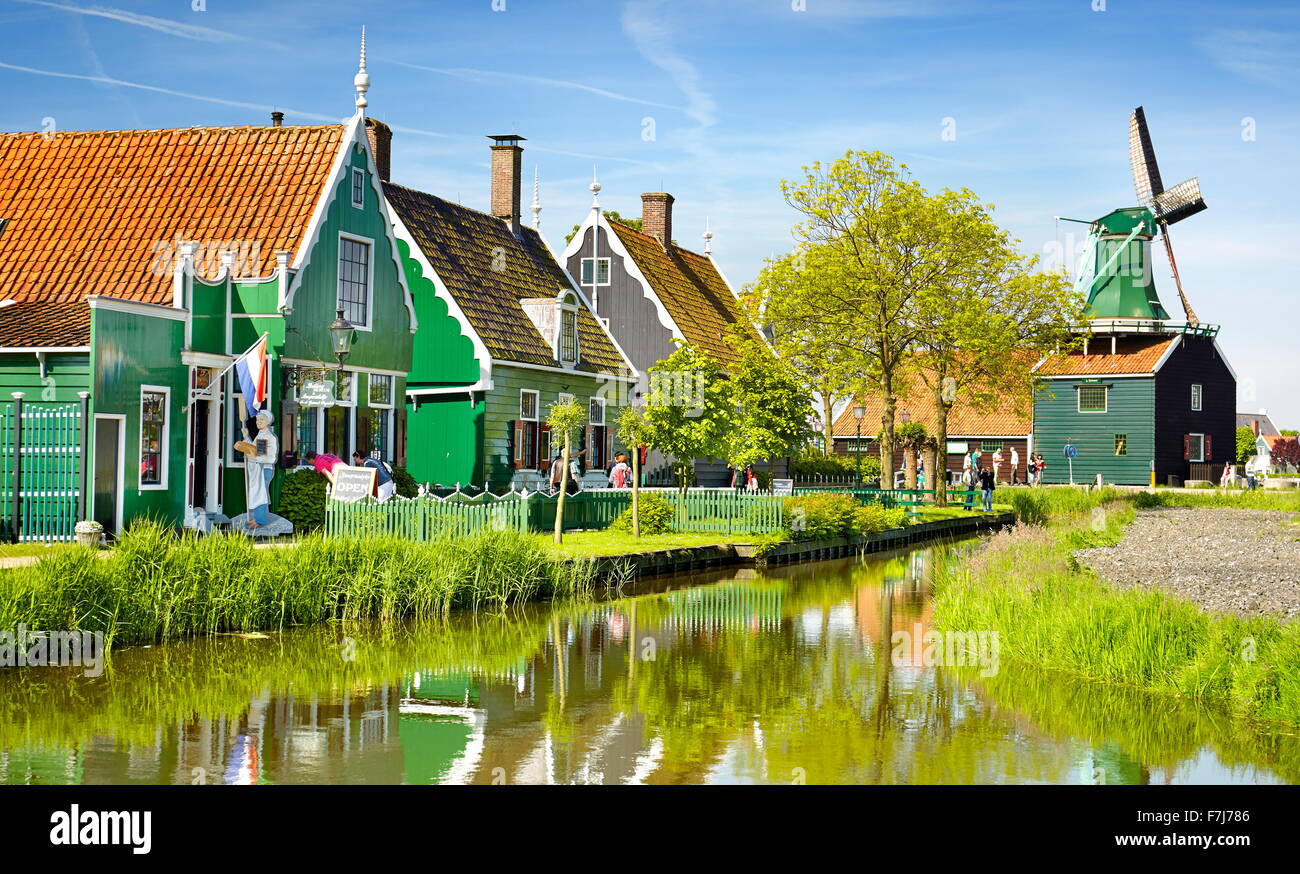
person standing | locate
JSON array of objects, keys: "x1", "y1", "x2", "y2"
[
  {"x1": 979, "y1": 465, "x2": 995, "y2": 512},
  {"x1": 567, "y1": 448, "x2": 587, "y2": 495},
  {"x1": 1026, "y1": 453, "x2": 1037, "y2": 487},
  {"x1": 992, "y1": 447, "x2": 1004, "y2": 484},
  {"x1": 548, "y1": 452, "x2": 565, "y2": 495},
  {"x1": 1035, "y1": 452, "x2": 1047, "y2": 486},
  {"x1": 352, "y1": 449, "x2": 395, "y2": 501},
  {"x1": 609, "y1": 453, "x2": 631, "y2": 489},
  {"x1": 1009, "y1": 446, "x2": 1020, "y2": 485}
]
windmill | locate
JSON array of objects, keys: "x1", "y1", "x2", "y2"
[{"x1": 1128, "y1": 106, "x2": 1206, "y2": 325}]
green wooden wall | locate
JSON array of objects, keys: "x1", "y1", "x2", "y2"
[
  {"x1": 0, "y1": 353, "x2": 90, "y2": 402},
  {"x1": 406, "y1": 392, "x2": 484, "y2": 487},
  {"x1": 1032, "y1": 377, "x2": 1155, "y2": 484}
]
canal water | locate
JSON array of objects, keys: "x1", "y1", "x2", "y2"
[{"x1": 3, "y1": 540, "x2": 1298, "y2": 785}]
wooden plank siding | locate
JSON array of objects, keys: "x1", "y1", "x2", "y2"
[
  {"x1": 1033, "y1": 376, "x2": 1156, "y2": 484},
  {"x1": 1153, "y1": 335, "x2": 1236, "y2": 483}
]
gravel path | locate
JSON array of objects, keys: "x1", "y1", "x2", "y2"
[{"x1": 1075, "y1": 506, "x2": 1300, "y2": 618}]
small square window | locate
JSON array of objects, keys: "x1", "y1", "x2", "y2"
[
  {"x1": 1188, "y1": 433, "x2": 1205, "y2": 462},
  {"x1": 1191, "y1": 384, "x2": 1202, "y2": 411},
  {"x1": 368, "y1": 373, "x2": 393, "y2": 407},
  {"x1": 580, "y1": 257, "x2": 610, "y2": 286},
  {"x1": 1078, "y1": 385, "x2": 1108, "y2": 413},
  {"x1": 980, "y1": 440, "x2": 1002, "y2": 453},
  {"x1": 1114, "y1": 434, "x2": 1128, "y2": 456}
]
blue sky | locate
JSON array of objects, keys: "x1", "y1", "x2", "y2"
[{"x1": 2, "y1": 0, "x2": 1296, "y2": 426}]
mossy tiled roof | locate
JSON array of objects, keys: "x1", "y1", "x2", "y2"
[
  {"x1": 0, "y1": 124, "x2": 344, "y2": 346},
  {"x1": 1036, "y1": 335, "x2": 1176, "y2": 376},
  {"x1": 385, "y1": 183, "x2": 626, "y2": 374},
  {"x1": 607, "y1": 219, "x2": 756, "y2": 366}
]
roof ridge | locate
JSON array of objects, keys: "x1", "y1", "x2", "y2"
[
  {"x1": 608, "y1": 218, "x2": 711, "y2": 261},
  {"x1": 2, "y1": 124, "x2": 344, "y2": 138}
]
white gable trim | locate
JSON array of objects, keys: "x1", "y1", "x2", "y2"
[
  {"x1": 283, "y1": 113, "x2": 418, "y2": 333},
  {"x1": 551, "y1": 225, "x2": 640, "y2": 382},
  {"x1": 1150, "y1": 333, "x2": 1182, "y2": 373}
]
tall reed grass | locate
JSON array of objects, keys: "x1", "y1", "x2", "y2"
[
  {"x1": 934, "y1": 498, "x2": 1300, "y2": 726},
  {"x1": 0, "y1": 521, "x2": 599, "y2": 648}
]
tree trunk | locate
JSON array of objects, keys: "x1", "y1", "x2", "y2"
[
  {"x1": 553, "y1": 435, "x2": 571, "y2": 544},
  {"x1": 822, "y1": 393, "x2": 836, "y2": 457},
  {"x1": 903, "y1": 446, "x2": 917, "y2": 490},
  {"x1": 879, "y1": 370, "x2": 896, "y2": 489},
  {"x1": 631, "y1": 448, "x2": 641, "y2": 538},
  {"x1": 933, "y1": 382, "x2": 950, "y2": 507},
  {"x1": 923, "y1": 441, "x2": 938, "y2": 503}
]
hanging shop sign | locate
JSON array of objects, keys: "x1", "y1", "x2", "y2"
[{"x1": 298, "y1": 379, "x2": 336, "y2": 408}]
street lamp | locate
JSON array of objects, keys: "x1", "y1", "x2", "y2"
[
  {"x1": 853, "y1": 404, "x2": 866, "y2": 488},
  {"x1": 327, "y1": 308, "x2": 355, "y2": 392}
]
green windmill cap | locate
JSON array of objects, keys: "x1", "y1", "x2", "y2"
[{"x1": 1083, "y1": 207, "x2": 1170, "y2": 322}]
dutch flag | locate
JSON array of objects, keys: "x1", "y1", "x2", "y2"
[{"x1": 234, "y1": 335, "x2": 269, "y2": 414}]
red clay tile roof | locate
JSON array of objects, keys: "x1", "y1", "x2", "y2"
[
  {"x1": 607, "y1": 219, "x2": 756, "y2": 365},
  {"x1": 832, "y1": 376, "x2": 1031, "y2": 439},
  {"x1": 384, "y1": 182, "x2": 627, "y2": 374},
  {"x1": 0, "y1": 124, "x2": 344, "y2": 345},
  {"x1": 1036, "y1": 334, "x2": 1176, "y2": 376}
]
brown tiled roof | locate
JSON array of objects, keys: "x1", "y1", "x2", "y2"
[
  {"x1": 0, "y1": 124, "x2": 344, "y2": 346},
  {"x1": 385, "y1": 183, "x2": 626, "y2": 374},
  {"x1": 0, "y1": 301, "x2": 89, "y2": 347},
  {"x1": 1036, "y1": 335, "x2": 1176, "y2": 376},
  {"x1": 607, "y1": 219, "x2": 756, "y2": 366},
  {"x1": 832, "y1": 376, "x2": 1031, "y2": 439}
]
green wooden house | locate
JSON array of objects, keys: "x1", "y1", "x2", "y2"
[
  {"x1": 0, "y1": 50, "x2": 415, "y2": 537},
  {"x1": 380, "y1": 135, "x2": 637, "y2": 492},
  {"x1": 1032, "y1": 207, "x2": 1235, "y2": 485}
]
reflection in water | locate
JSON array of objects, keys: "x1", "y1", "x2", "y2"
[{"x1": 1, "y1": 543, "x2": 1296, "y2": 785}]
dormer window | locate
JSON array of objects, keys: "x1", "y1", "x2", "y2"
[{"x1": 558, "y1": 292, "x2": 579, "y2": 365}]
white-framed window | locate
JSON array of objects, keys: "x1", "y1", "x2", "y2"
[
  {"x1": 589, "y1": 396, "x2": 606, "y2": 426},
  {"x1": 1188, "y1": 433, "x2": 1205, "y2": 462},
  {"x1": 1191, "y1": 383, "x2": 1202, "y2": 411},
  {"x1": 557, "y1": 392, "x2": 575, "y2": 407},
  {"x1": 296, "y1": 406, "x2": 322, "y2": 457},
  {"x1": 337, "y1": 233, "x2": 373, "y2": 328},
  {"x1": 351, "y1": 167, "x2": 365, "y2": 209},
  {"x1": 516, "y1": 389, "x2": 541, "y2": 470},
  {"x1": 558, "y1": 293, "x2": 579, "y2": 365},
  {"x1": 580, "y1": 257, "x2": 610, "y2": 286},
  {"x1": 980, "y1": 440, "x2": 1002, "y2": 453},
  {"x1": 1077, "y1": 385, "x2": 1108, "y2": 413},
  {"x1": 368, "y1": 373, "x2": 394, "y2": 408},
  {"x1": 520, "y1": 389, "x2": 539, "y2": 421},
  {"x1": 139, "y1": 385, "x2": 170, "y2": 489}
]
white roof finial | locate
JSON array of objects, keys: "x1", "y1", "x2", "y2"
[
  {"x1": 354, "y1": 26, "x2": 370, "y2": 110},
  {"x1": 531, "y1": 166, "x2": 542, "y2": 230},
  {"x1": 702, "y1": 216, "x2": 714, "y2": 254},
  {"x1": 589, "y1": 165, "x2": 601, "y2": 207}
]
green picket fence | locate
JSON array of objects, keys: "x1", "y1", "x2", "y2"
[
  {"x1": 0, "y1": 400, "x2": 86, "y2": 542},
  {"x1": 794, "y1": 487, "x2": 980, "y2": 509},
  {"x1": 324, "y1": 487, "x2": 786, "y2": 541}
]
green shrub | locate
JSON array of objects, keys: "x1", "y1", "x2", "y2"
[
  {"x1": 855, "y1": 503, "x2": 909, "y2": 534},
  {"x1": 278, "y1": 468, "x2": 327, "y2": 531},
  {"x1": 783, "y1": 492, "x2": 861, "y2": 540},
  {"x1": 391, "y1": 465, "x2": 419, "y2": 499},
  {"x1": 611, "y1": 492, "x2": 674, "y2": 535}
]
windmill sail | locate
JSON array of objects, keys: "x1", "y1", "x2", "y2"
[{"x1": 1128, "y1": 106, "x2": 1204, "y2": 324}]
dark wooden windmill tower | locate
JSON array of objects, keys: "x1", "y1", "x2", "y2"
[{"x1": 1032, "y1": 108, "x2": 1236, "y2": 487}]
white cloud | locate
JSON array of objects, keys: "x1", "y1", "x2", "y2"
[
  {"x1": 392, "y1": 61, "x2": 683, "y2": 113},
  {"x1": 15, "y1": 0, "x2": 281, "y2": 47}
]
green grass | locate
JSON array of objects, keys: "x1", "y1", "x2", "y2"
[
  {"x1": 0, "y1": 542, "x2": 82, "y2": 561},
  {"x1": 933, "y1": 498, "x2": 1300, "y2": 727},
  {"x1": 542, "y1": 529, "x2": 759, "y2": 559},
  {"x1": 0, "y1": 521, "x2": 600, "y2": 649}
]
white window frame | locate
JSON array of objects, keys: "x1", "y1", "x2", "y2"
[
  {"x1": 557, "y1": 392, "x2": 575, "y2": 407},
  {"x1": 1188, "y1": 433, "x2": 1205, "y2": 463},
  {"x1": 1077, "y1": 385, "x2": 1108, "y2": 413},
  {"x1": 580, "y1": 257, "x2": 611, "y2": 286},
  {"x1": 367, "y1": 373, "x2": 395, "y2": 409},
  {"x1": 337, "y1": 232, "x2": 375, "y2": 331},
  {"x1": 589, "y1": 396, "x2": 606, "y2": 426},
  {"x1": 519, "y1": 389, "x2": 539, "y2": 422},
  {"x1": 1191, "y1": 383, "x2": 1202, "y2": 411},
  {"x1": 557, "y1": 292, "x2": 580, "y2": 366},
  {"x1": 138, "y1": 385, "x2": 170, "y2": 490},
  {"x1": 295, "y1": 406, "x2": 324, "y2": 457},
  {"x1": 351, "y1": 167, "x2": 365, "y2": 209}
]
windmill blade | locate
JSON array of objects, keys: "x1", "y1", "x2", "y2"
[
  {"x1": 1153, "y1": 177, "x2": 1207, "y2": 225},
  {"x1": 1129, "y1": 106, "x2": 1164, "y2": 206}
]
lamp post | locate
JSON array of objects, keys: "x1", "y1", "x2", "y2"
[
  {"x1": 853, "y1": 404, "x2": 866, "y2": 488},
  {"x1": 327, "y1": 308, "x2": 355, "y2": 393}
]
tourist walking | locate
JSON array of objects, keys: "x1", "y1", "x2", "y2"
[
  {"x1": 352, "y1": 449, "x2": 395, "y2": 501},
  {"x1": 1034, "y1": 453, "x2": 1046, "y2": 486},
  {"x1": 963, "y1": 454, "x2": 979, "y2": 509},
  {"x1": 979, "y1": 465, "x2": 995, "y2": 512},
  {"x1": 1010, "y1": 446, "x2": 1020, "y2": 485},
  {"x1": 548, "y1": 452, "x2": 564, "y2": 495},
  {"x1": 609, "y1": 452, "x2": 631, "y2": 489}
]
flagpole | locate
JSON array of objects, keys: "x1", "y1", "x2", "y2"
[{"x1": 186, "y1": 332, "x2": 269, "y2": 408}]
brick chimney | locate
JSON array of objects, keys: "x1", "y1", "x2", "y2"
[
  {"x1": 1252, "y1": 419, "x2": 1261, "y2": 437},
  {"x1": 488, "y1": 134, "x2": 526, "y2": 233},
  {"x1": 366, "y1": 117, "x2": 393, "y2": 183},
  {"x1": 642, "y1": 192, "x2": 674, "y2": 246},
  {"x1": 270, "y1": 111, "x2": 284, "y2": 127}
]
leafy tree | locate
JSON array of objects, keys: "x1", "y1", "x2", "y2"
[
  {"x1": 615, "y1": 405, "x2": 653, "y2": 537},
  {"x1": 1235, "y1": 426, "x2": 1258, "y2": 466},
  {"x1": 643, "y1": 343, "x2": 732, "y2": 494},
  {"x1": 1271, "y1": 436, "x2": 1300, "y2": 470},
  {"x1": 1281, "y1": 429, "x2": 1298, "y2": 437},
  {"x1": 546, "y1": 397, "x2": 586, "y2": 544},
  {"x1": 725, "y1": 329, "x2": 813, "y2": 473}
]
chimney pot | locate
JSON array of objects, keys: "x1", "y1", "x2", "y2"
[
  {"x1": 366, "y1": 117, "x2": 393, "y2": 183},
  {"x1": 488, "y1": 134, "x2": 526, "y2": 233},
  {"x1": 271, "y1": 111, "x2": 284, "y2": 127},
  {"x1": 642, "y1": 192, "x2": 674, "y2": 246}
]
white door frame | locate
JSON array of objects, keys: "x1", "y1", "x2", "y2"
[{"x1": 93, "y1": 413, "x2": 125, "y2": 536}]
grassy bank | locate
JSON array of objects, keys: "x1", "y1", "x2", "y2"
[
  {"x1": 934, "y1": 488, "x2": 1300, "y2": 726},
  {"x1": 0, "y1": 522, "x2": 600, "y2": 649}
]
